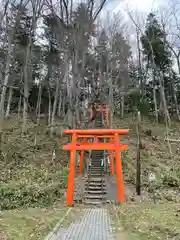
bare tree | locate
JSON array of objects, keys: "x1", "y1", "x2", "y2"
[{"x1": 22, "y1": 0, "x2": 45, "y2": 133}]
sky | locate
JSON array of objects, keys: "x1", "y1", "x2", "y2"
[
  {"x1": 101, "y1": 0, "x2": 169, "y2": 34},
  {"x1": 101, "y1": 0, "x2": 170, "y2": 58},
  {"x1": 106, "y1": 0, "x2": 167, "y2": 13},
  {"x1": 111, "y1": 0, "x2": 179, "y2": 72}
]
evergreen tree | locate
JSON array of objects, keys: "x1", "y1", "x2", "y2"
[
  {"x1": 141, "y1": 13, "x2": 171, "y2": 71},
  {"x1": 111, "y1": 32, "x2": 131, "y2": 86}
]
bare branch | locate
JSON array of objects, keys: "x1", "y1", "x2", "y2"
[{"x1": 93, "y1": 0, "x2": 108, "y2": 21}]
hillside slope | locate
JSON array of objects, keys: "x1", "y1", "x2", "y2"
[
  {"x1": 0, "y1": 114, "x2": 180, "y2": 239},
  {"x1": 111, "y1": 115, "x2": 180, "y2": 239}
]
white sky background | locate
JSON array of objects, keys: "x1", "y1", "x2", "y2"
[
  {"x1": 101, "y1": 0, "x2": 179, "y2": 72},
  {"x1": 103, "y1": 0, "x2": 169, "y2": 44}
]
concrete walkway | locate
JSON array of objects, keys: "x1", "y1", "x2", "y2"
[{"x1": 46, "y1": 208, "x2": 115, "y2": 240}]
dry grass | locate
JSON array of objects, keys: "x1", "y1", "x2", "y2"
[
  {"x1": 110, "y1": 114, "x2": 180, "y2": 239},
  {"x1": 113, "y1": 115, "x2": 180, "y2": 201},
  {"x1": 0, "y1": 204, "x2": 66, "y2": 239},
  {"x1": 0, "y1": 115, "x2": 72, "y2": 239},
  {"x1": 110, "y1": 202, "x2": 180, "y2": 240},
  {"x1": 0, "y1": 115, "x2": 86, "y2": 239},
  {"x1": 0, "y1": 204, "x2": 83, "y2": 240}
]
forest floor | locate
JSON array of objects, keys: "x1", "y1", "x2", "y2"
[{"x1": 0, "y1": 114, "x2": 180, "y2": 239}]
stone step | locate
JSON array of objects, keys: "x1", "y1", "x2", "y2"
[
  {"x1": 92, "y1": 156, "x2": 103, "y2": 157},
  {"x1": 89, "y1": 168, "x2": 104, "y2": 171},
  {"x1": 90, "y1": 168, "x2": 103, "y2": 170},
  {"x1": 88, "y1": 176, "x2": 104, "y2": 179},
  {"x1": 90, "y1": 170, "x2": 104, "y2": 172},
  {"x1": 87, "y1": 182, "x2": 105, "y2": 187},
  {"x1": 85, "y1": 194, "x2": 106, "y2": 200},
  {"x1": 85, "y1": 190, "x2": 107, "y2": 194},
  {"x1": 87, "y1": 178, "x2": 105, "y2": 183},
  {"x1": 91, "y1": 166, "x2": 102, "y2": 168},
  {"x1": 89, "y1": 176, "x2": 104, "y2": 179},
  {"x1": 91, "y1": 163, "x2": 102, "y2": 166},
  {"x1": 92, "y1": 159, "x2": 103, "y2": 160},
  {"x1": 85, "y1": 187, "x2": 106, "y2": 192},
  {"x1": 89, "y1": 173, "x2": 104, "y2": 176},
  {"x1": 85, "y1": 184, "x2": 104, "y2": 189},
  {"x1": 83, "y1": 200, "x2": 106, "y2": 205},
  {"x1": 89, "y1": 175, "x2": 104, "y2": 178},
  {"x1": 85, "y1": 182, "x2": 106, "y2": 187},
  {"x1": 89, "y1": 173, "x2": 103, "y2": 176},
  {"x1": 89, "y1": 170, "x2": 104, "y2": 173},
  {"x1": 92, "y1": 156, "x2": 103, "y2": 159},
  {"x1": 90, "y1": 166, "x2": 104, "y2": 168},
  {"x1": 90, "y1": 167, "x2": 103, "y2": 169}
]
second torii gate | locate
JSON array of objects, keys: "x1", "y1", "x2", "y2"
[
  {"x1": 63, "y1": 129, "x2": 129, "y2": 206},
  {"x1": 90, "y1": 103, "x2": 109, "y2": 128}
]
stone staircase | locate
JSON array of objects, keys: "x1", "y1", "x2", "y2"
[{"x1": 84, "y1": 112, "x2": 108, "y2": 205}]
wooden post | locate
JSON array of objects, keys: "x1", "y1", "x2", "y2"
[
  {"x1": 66, "y1": 132, "x2": 77, "y2": 206},
  {"x1": 136, "y1": 111, "x2": 141, "y2": 195},
  {"x1": 114, "y1": 133, "x2": 124, "y2": 203}
]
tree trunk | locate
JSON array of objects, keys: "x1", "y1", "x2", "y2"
[
  {"x1": 62, "y1": 92, "x2": 65, "y2": 118},
  {"x1": 136, "y1": 111, "x2": 141, "y2": 195},
  {"x1": 121, "y1": 95, "x2": 124, "y2": 118},
  {"x1": 22, "y1": 10, "x2": 37, "y2": 133},
  {"x1": 18, "y1": 94, "x2": 22, "y2": 119},
  {"x1": 36, "y1": 83, "x2": 42, "y2": 125},
  {"x1": 152, "y1": 69, "x2": 158, "y2": 124},
  {"x1": 153, "y1": 87, "x2": 158, "y2": 124},
  {"x1": 48, "y1": 88, "x2": 51, "y2": 126},
  {"x1": 22, "y1": 75, "x2": 28, "y2": 134},
  {"x1": 5, "y1": 87, "x2": 13, "y2": 118},
  {"x1": 57, "y1": 91, "x2": 62, "y2": 117},
  {"x1": 0, "y1": 31, "x2": 12, "y2": 130},
  {"x1": 50, "y1": 78, "x2": 59, "y2": 137},
  {"x1": 136, "y1": 27, "x2": 143, "y2": 94},
  {"x1": 173, "y1": 89, "x2": 180, "y2": 121},
  {"x1": 159, "y1": 72, "x2": 171, "y2": 126}
]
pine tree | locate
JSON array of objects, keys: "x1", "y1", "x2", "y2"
[{"x1": 141, "y1": 13, "x2": 171, "y2": 71}]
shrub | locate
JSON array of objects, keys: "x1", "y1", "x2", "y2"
[{"x1": 0, "y1": 166, "x2": 68, "y2": 210}]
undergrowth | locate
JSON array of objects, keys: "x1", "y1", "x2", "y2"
[
  {"x1": 110, "y1": 203, "x2": 180, "y2": 240},
  {"x1": 111, "y1": 115, "x2": 180, "y2": 239},
  {"x1": 114, "y1": 115, "x2": 180, "y2": 201},
  {"x1": 0, "y1": 116, "x2": 69, "y2": 210}
]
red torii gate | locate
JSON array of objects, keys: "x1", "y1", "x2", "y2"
[
  {"x1": 63, "y1": 129, "x2": 129, "y2": 206},
  {"x1": 90, "y1": 103, "x2": 109, "y2": 128}
]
